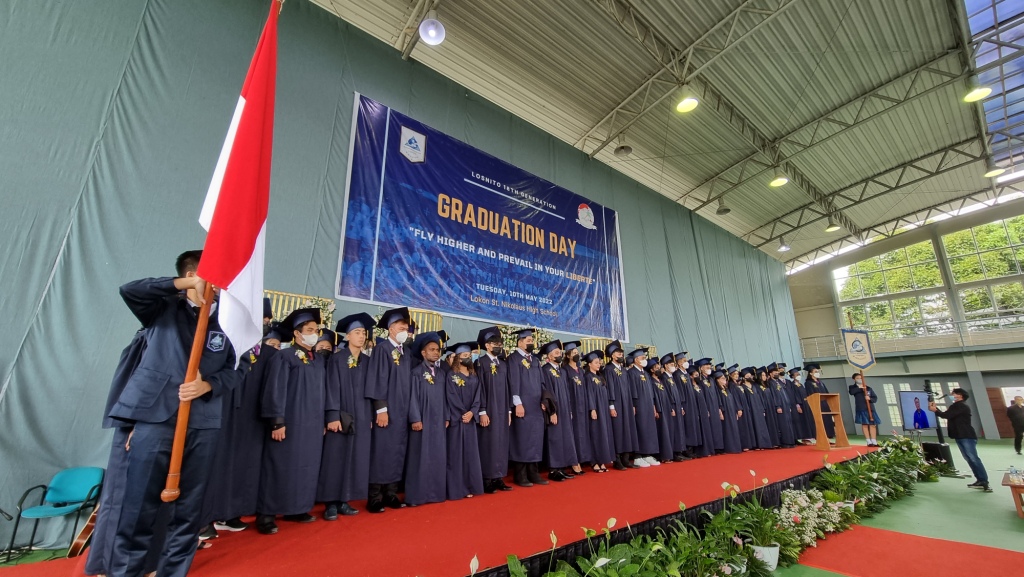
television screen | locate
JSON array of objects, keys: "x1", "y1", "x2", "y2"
[{"x1": 898, "y1": 391, "x2": 936, "y2": 430}]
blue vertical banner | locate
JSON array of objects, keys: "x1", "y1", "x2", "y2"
[{"x1": 337, "y1": 94, "x2": 628, "y2": 339}]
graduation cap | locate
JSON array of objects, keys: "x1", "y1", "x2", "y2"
[
  {"x1": 788, "y1": 367, "x2": 802, "y2": 377},
  {"x1": 804, "y1": 362, "x2": 821, "y2": 371},
  {"x1": 727, "y1": 364, "x2": 739, "y2": 374},
  {"x1": 777, "y1": 362, "x2": 788, "y2": 368},
  {"x1": 335, "y1": 312, "x2": 375, "y2": 335},
  {"x1": 448, "y1": 341, "x2": 477, "y2": 356},
  {"x1": 477, "y1": 325, "x2": 502, "y2": 345},
  {"x1": 412, "y1": 332, "x2": 443, "y2": 360},
  {"x1": 766, "y1": 362, "x2": 779, "y2": 372},
  {"x1": 646, "y1": 357, "x2": 661, "y2": 372},
  {"x1": 317, "y1": 329, "x2": 337, "y2": 345},
  {"x1": 264, "y1": 322, "x2": 286, "y2": 343},
  {"x1": 514, "y1": 328, "x2": 535, "y2": 341},
  {"x1": 376, "y1": 307, "x2": 411, "y2": 329},
  {"x1": 626, "y1": 347, "x2": 649, "y2": 363},
  {"x1": 437, "y1": 330, "x2": 449, "y2": 344},
  {"x1": 282, "y1": 308, "x2": 321, "y2": 335},
  {"x1": 741, "y1": 366, "x2": 755, "y2": 378},
  {"x1": 538, "y1": 340, "x2": 562, "y2": 356},
  {"x1": 757, "y1": 366, "x2": 768, "y2": 375},
  {"x1": 263, "y1": 297, "x2": 273, "y2": 319},
  {"x1": 715, "y1": 362, "x2": 725, "y2": 371},
  {"x1": 712, "y1": 370, "x2": 725, "y2": 379},
  {"x1": 408, "y1": 319, "x2": 418, "y2": 334},
  {"x1": 687, "y1": 364, "x2": 700, "y2": 376},
  {"x1": 660, "y1": 353, "x2": 676, "y2": 366},
  {"x1": 695, "y1": 358, "x2": 713, "y2": 368},
  {"x1": 605, "y1": 340, "x2": 623, "y2": 356},
  {"x1": 674, "y1": 352, "x2": 688, "y2": 362},
  {"x1": 583, "y1": 350, "x2": 604, "y2": 364},
  {"x1": 563, "y1": 341, "x2": 581, "y2": 352}
]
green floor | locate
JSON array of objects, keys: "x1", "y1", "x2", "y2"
[{"x1": 777, "y1": 436, "x2": 1024, "y2": 576}]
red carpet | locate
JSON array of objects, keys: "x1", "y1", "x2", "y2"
[
  {"x1": 1, "y1": 446, "x2": 869, "y2": 577},
  {"x1": 800, "y1": 525, "x2": 1024, "y2": 577}
]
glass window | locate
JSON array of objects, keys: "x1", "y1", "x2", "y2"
[
  {"x1": 879, "y1": 247, "x2": 909, "y2": 268},
  {"x1": 943, "y1": 229, "x2": 977, "y2": 257},
  {"x1": 892, "y1": 297, "x2": 922, "y2": 325},
  {"x1": 835, "y1": 275, "x2": 862, "y2": 301},
  {"x1": 885, "y1": 267, "x2": 914, "y2": 293},
  {"x1": 841, "y1": 305, "x2": 866, "y2": 327},
  {"x1": 1006, "y1": 215, "x2": 1024, "y2": 245},
  {"x1": 993, "y1": 282, "x2": 1024, "y2": 312},
  {"x1": 911, "y1": 261, "x2": 942, "y2": 288},
  {"x1": 888, "y1": 405, "x2": 903, "y2": 428},
  {"x1": 907, "y1": 240, "x2": 937, "y2": 264},
  {"x1": 960, "y1": 287, "x2": 994, "y2": 319},
  {"x1": 973, "y1": 222, "x2": 1010, "y2": 250},
  {"x1": 883, "y1": 383, "x2": 897, "y2": 404},
  {"x1": 950, "y1": 254, "x2": 985, "y2": 283},
  {"x1": 980, "y1": 249, "x2": 1019, "y2": 279},
  {"x1": 861, "y1": 272, "x2": 886, "y2": 297}
]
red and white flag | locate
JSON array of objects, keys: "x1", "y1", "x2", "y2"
[{"x1": 197, "y1": 0, "x2": 279, "y2": 365}]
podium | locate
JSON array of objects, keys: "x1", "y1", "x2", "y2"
[{"x1": 807, "y1": 393, "x2": 850, "y2": 450}]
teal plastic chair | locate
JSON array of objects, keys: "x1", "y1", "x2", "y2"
[{"x1": 5, "y1": 467, "x2": 103, "y2": 561}]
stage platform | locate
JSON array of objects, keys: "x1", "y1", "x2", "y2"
[{"x1": 2, "y1": 445, "x2": 872, "y2": 577}]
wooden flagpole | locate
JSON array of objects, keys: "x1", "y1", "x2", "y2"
[{"x1": 161, "y1": 282, "x2": 215, "y2": 502}]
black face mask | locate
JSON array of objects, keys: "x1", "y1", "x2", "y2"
[
  {"x1": 316, "y1": 349, "x2": 332, "y2": 360},
  {"x1": 552, "y1": 355, "x2": 563, "y2": 364},
  {"x1": 524, "y1": 343, "x2": 535, "y2": 353},
  {"x1": 460, "y1": 358, "x2": 474, "y2": 368},
  {"x1": 489, "y1": 343, "x2": 504, "y2": 356}
]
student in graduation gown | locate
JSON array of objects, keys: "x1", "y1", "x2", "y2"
[
  {"x1": 626, "y1": 348, "x2": 660, "y2": 467},
  {"x1": 672, "y1": 353, "x2": 701, "y2": 457},
  {"x1": 539, "y1": 340, "x2": 580, "y2": 481},
  {"x1": 740, "y1": 367, "x2": 773, "y2": 449},
  {"x1": 256, "y1": 308, "x2": 327, "y2": 535},
  {"x1": 404, "y1": 333, "x2": 448, "y2": 506},
  {"x1": 661, "y1": 354, "x2": 689, "y2": 462},
  {"x1": 562, "y1": 341, "x2": 591, "y2": 475},
  {"x1": 602, "y1": 341, "x2": 638, "y2": 470},
  {"x1": 685, "y1": 364, "x2": 713, "y2": 457},
  {"x1": 785, "y1": 366, "x2": 811, "y2": 443},
  {"x1": 696, "y1": 359, "x2": 724, "y2": 453},
  {"x1": 583, "y1": 350, "x2": 615, "y2": 473},
  {"x1": 475, "y1": 326, "x2": 513, "y2": 494},
  {"x1": 365, "y1": 307, "x2": 414, "y2": 512},
  {"x1": 508, "y1": 328, "x2": 550, "y2": 487},
  {"x1": 446, "y1": 342, "x2": 485, "y2": 500},
  {"x1": 804, "y1": 363, "x2": 835, "y2": 439},
  {"x1": 317, "y1": 313, "x2": 375, "y2": 520},
  {"x1": 714, "y1": 370, "x2": 743, "y2": 454},
  {"x1": 647, "y1": 359, "x2": 675, "y2": 463},
  {"x1": 767, "y1": 363, "x2": 797, "y2": 448},
  {"x1": 727, "y1": 365, "x2": 754, "y2": 451}
]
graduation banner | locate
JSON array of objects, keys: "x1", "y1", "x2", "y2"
[
  {"x1": 841, "y1": 329, "x2": 876, "y2": 371},
  {"x1": 337, "y1": 94, "x2": 628, "y2": 339}
]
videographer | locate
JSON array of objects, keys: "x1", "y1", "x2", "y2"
[
  {"x1": 929, "y1": 388, "x2": 992, "y2": 492},
  {"x1": 1008, "y1": 396, "x2": 1024, "y2": 456}
]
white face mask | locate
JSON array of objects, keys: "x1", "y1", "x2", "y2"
[
  {"x1": 666, "y1": 366, "x2": 676, "y2": 374},
  {"x1": 702, "y1": 368, "x2": 711, "y2": 376},
  {"x1": 394, "y1": 330, "x2": 409, "y2": 344},
  {"x1": 300, "y1": 333, "x2": 318, "y2": 347},
  {"x1": 811, "y1": 372, "x2": 819, "y2": 379},
  {"x1": 681, "y1": 361, "x2": 690, "y2": 369},
  {"x1": 638, "y1": 359, "x2": 648, "y2": 368}
]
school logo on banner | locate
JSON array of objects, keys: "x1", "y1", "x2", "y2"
[
  {"x1": 841, "y1": 329, "x2": 875, "y2": 371},
  {"x1": 207, "y1": 331, "x2": 227, "y2": 353},
  {"x1": 575, "y1": 203, "x2": 597, "y2": 230},
  {"x1": 399, "y1": 126, "x2": 426, "y2": 163}
]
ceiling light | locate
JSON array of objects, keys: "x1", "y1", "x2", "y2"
[
  {"x1": 716, "y1": 198, "x2": 731, "y2": 216},
  {"x1": 825, "y1": 214, "x2": 841, "y2": 232},
  {"x1": 613, "y1": 135, "x2": 633, "y2": 158},
  {"x1": 963, "y1": 74, "x2": 991, "y2": 103},
  {"x1": 675, "y1": 85, "x2": 699, "y2": 113},
  {"x1": 769, "y1": 167, "x2": 788, "y2": 187},
  {"x1": 777, "y1": 237, "x2": 791, "y2": 252},
  {"x1": 983, "y1": 158, "x2": 1006, "y2": 178},
  {"x1": 418, "y1": 10, "x2": 445, "y2": 46}
]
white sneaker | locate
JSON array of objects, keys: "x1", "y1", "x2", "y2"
[
  {"x1": 633, "y1": 457, "x2": 650, "y2": 468},
  {"x1": 644, "y1": 456, "x2": 660, "y2": 466}
]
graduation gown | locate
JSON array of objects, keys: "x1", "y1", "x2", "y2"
[
  {"x1": 564, "y1": 364, "x2": 594, "y2": 464},
  {"x1": 603, "y1": 362, "x2": 639, "y2": 454},
  {"x1": 585, "y1": 371, "x2": 616, "y2": 465},
  {"x1": 717, "y1": 384, "x2": 743, "y2": 454},
  {"x1": 689, "y1": 378, "x2": 714, "y2": 457},
  {"x1": 508, "y1": 349, "x2": 545, "y2": 463},
  {"x1": 788, "y1": 380, "x2": 812, "y2": 439},
  {"x1": 475, "y1": 353, "x2": 510, "y2": 479},
  {"x1": 258, "y1": 347, "x2": 326, "y2": 516},
  {"x1": 651, "y1": 374, "x2": 674, "y2": 462},
  {"x1": 203, "y1": 346, "x2": 273, "y2": 523},
  {"x1": 673, "y1": 372, "x2": 702, "y2": 449},
  {"x1": 365, "y1": 339, "x2": 412, "y2": 485},
  {"x1": 700, "y1": 376, "x2": 724, "y2": 452},
  {"x1": 665, "y1": 372, "x2": 687, "y2": 454},
  {"x1": 628, "y1": 366, "x2": 659, "y2": 455},
  {"x1": 403, "y1": 363, "x2": 447, "y2": 506},
  {"x1": 771, "y1": 378, "x2": 798, "y2": 447},
  {"x1": 446, "y1": 370, "x2": 484, "y2": 500},
  {"x1": 742, "y1": 384, "x2": 774, "y2": 449},
  {"x1": 758, "y1": 383, "x2": 781, "y2": 447},
  {"x1": 541, "y1": 362, "x2": 579, "y2": 468},
  {"x1": 732, "y1": 381, "x2": 755, "y2": 451},
  {"x1": 804, "y1": 378, "x2": 835, "y2": 438},
  {"x1": 317, "y1": 348, "x2": 373, "y2": 504}
]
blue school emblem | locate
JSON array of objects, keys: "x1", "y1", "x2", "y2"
[{"x1": 207, "y1": 331, "x2": 227, "y2": 352}]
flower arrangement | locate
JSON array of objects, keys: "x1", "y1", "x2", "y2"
[
  {"x1": 347, "y1": 354, "x2": 358, "y2": 369},
  {"x1": 391, "y1": 348, "x2": 402, "y2": 366},
  {"x1": 775, "y1": 489, "x2": 843, "y2": 547},
  {"x1": 453, "y1": 375, "x2": 466, "y2": 387},
  {"x1": 423, "y1": 371, "x2": 434, "y2": 385},
  {"x1": 301, "y1": 296, "x2": 336, "y2": 328},
  {"x1": 295, "y1": 350, "x2": 310, "y2": 365},
  {"x1": 498, "y1": 324, "x2": 553, "y2": 353},
  {"x1": 490, "y1": 364, "x2": 498, "y2": 375}
]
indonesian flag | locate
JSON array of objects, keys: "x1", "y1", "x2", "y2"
[{"x1": 197, "y1": 0, "x2": 278, "y2": 365}]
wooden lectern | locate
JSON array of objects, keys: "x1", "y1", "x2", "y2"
[{"x1": 807, "y1": 393, "x2": 850, "y2": 450}]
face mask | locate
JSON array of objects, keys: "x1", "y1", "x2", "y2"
[
  {"x1": 666, "y1": 367, "x2": 675, "y2": 374},
  {"x1": 702, "y1": 368, "x2": 711, "y2": 376},
  {"x1": 811, "y1": 372, "x2": 819, "y2": 379},
  {"x1": 394, "y1": 330, "x2": 409, "y2": 344},
  {"x1": 681, "y1": 361, "x2": 690, "y2": 370},
  {"x1": 490, "y1": 344, "x2": 504, "y2": 356},
  {"x1": 460, "y1": 358, "x2": 474, "y2": 368},
  {"x1": 552, "y1": 355, "x2": 563, "y2": 364},
  {"x1": 638, "y1": 359, "x2": 648, "y2": 368},
  {"x1": 524, "y1": 343, "x2": 535, "y2": 353},
  {"x1": 300, "y1": 333, "x2": 318, "y2": 347},
  {"x1": 316, "y1": 349, "x2": 332, "y2": 360},
  {"x1": 854, "y1": 379, "x2": 863, "y2": 385}
]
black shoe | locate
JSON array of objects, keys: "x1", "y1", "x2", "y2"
[
  {"x1": 323, "y1": 503, "x2": 338, "y2": 521},
  {"x1": 384, "y1": 495, "x2": 406, "y2": 509},
  {"x1": 283, "y1": 513, "x2": 316, "y2": 523},
  {"x1": 213, "y1": 518, "x2": 248, "y2": 532},
  {"x1": 612, "y1": 460, "x2": 627, "y2": 470},
  {"x1": 338, "y1": 502, "x2": 359, "y2": 516},
  {"x1": 983, "y1": 485, "x2": 993, "y2": 492},
  {"x1": 367, "y1": 499, "x2": 385, "y2": 513},
  {"x1": 549, "y1": 470, "x2": 569, "y2": 482},
  {"x1": 497, "y1": 480, "x2": 514, "y2": 491},
  {"x1": 255, "y1": 515, "x2": 278, "y2": 535},
  {"x1": 198, "y1": 525, "x2": 218, "y2": 541},
  {"x1": 527, "y1": 464, "x2": 549, "y2": 485},
  {"x1": 968, "y1": 481, "x2": 984, "y2": 488},
  {"x1": 484, "y1": 479, "x2": 498, "y2": 494},
  {"x1": 563, "y1": 470, "x2": 576, "y2": 479}
]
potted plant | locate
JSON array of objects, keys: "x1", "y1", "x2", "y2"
[{"x1": 733, "y1": 498, "x2": 790, "y2": 571}]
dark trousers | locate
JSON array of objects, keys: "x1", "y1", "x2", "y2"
[
  {"x1": 107, "y1": 419, "x2": 218, "y2": 577},
  {"x1": 368, "y1": 482, "x2": 399, "y2": 502},
  {"x1": 1014, "y1": 427, "x2": 1024, "y2": 453}
]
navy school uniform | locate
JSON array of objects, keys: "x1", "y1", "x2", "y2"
[
  {"x1": 404, "y1": 362, "x2": 448, "y2": 506},
  {"x1": 628, "y1": 366, "x2": 659, "y2": 455},
  {"x1": 849, "y1": 383, "x2": 882, "y2": 425},
  {"x1": 446, "y1": 369, "x2": 484, "y2": 499},
  {"x1": 585, "y1": 370, "x2": 616, "y2": 465},
  {"x1": 90, "y1": 278, "x2": 243, "y2": 577},
  {"x1": 700, "y1": 376, "x2": 725, "y2": 451},
  {"x1": 476, "y1": 352, "x2": 511, "y2": 480},
  {"x1": 508, "y1": 349, "x2": 545, "y2": 463},
  {"x1": 564, "y1": 364, "x2": 594, "y2": 464},
  {"x1": 257, "y1": 345, "x2": 327, "y2": 516},
  {"x1": 650, "y1": 373, "x2": 674, "y2": 461},
  {"x1": 316, "y1": 348, "x2": 373, "y2": 504},
  {"x1": 804, "y1": 377, "x2": 835, "y2": 438},
  {"x1": 541, "y1": 362, "x2": 579, "y2": 468},
  {"x1": 771, "y1": 378, "x2": 798, "y2": 446},
  {"x1": 603, "y1": 362, "x2": 639, "y2": 454},
  {"x1": 716, "y1": 383, "x2": 743, "y2": 454},
  {"x1": 365, "y1": 338, "x2": 413, "y2": 485}
]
